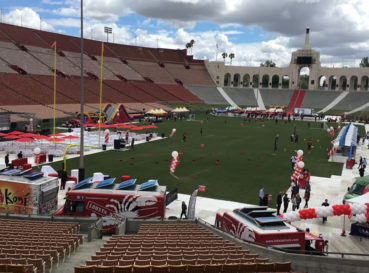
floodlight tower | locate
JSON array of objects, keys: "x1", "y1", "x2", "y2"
[{"x1": 104, "y1": 26, "x2": 112, "y2": 43}]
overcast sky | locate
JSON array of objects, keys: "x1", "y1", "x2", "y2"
[{"x1": 1, "y1": 0, "x2": 368, "y2": 67}]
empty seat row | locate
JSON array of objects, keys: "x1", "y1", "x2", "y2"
[{"x1": 75, "y1": 262, "x2": 292, "y2": 273}]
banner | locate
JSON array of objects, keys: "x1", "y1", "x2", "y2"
[{"x1": 187, "y1": 189, "x2": 198, "y2": 219}]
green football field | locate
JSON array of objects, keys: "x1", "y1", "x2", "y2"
[{"x1": 51, "y1": 114, "x2": 357, "y2": 207}]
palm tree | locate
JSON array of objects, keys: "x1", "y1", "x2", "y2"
[
  {"x1": 360, "y1": 57, "x2": 369, "y2": 67},
  {"x1": 185, "y1": 42, "x2": 191, "y2": 54},
  {"x1": 229, "y1": 53, "x2": 235, "y2": 65},
  {"x1": 222, "y1": 52, "x2": 228, "y2": 63},
  {"x1": 189, "y1": 39, "x2": 195, "y2": 54}
]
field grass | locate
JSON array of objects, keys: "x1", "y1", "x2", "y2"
[{"x1": 51, "y1": 115, "x2": 347, "y2": 207}]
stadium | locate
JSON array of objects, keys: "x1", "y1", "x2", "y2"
[{"x1": 0, "y1": 2, "x2": 369, "y2": 273}]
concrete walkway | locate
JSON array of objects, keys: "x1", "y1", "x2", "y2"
[{"x1": 53, "y1": 236, "x2": 107, "y2": 273}]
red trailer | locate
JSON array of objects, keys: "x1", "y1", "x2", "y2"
[
  {"x1": 215, "y1": 207, "x2": 324, "y2": 254},
  {"x1": 55, "y1": 178, "x2": 166, "y2": 230}
]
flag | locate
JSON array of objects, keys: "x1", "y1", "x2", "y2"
[
  {"x1": 198, "y1": 185, "x2": 206, "y2": 192},
  {"x1": 51, "y1": 41, "x2": 56, "y2": 48}
]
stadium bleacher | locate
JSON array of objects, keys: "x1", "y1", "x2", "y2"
[
  {"x1": 332, "y1": 92, "x2": 369, "y2": 111},
  {"x1": 165, "y1": 63, "x2": 216, "y2": 86},
  {"x1": 300, "y1": 90, "x2": 342, "y2": 109},
  {"x1": 223, "y1": 87, "x2": 257, "y2": 106},
  {"x1": 96, "y1": 56, "x2": 144, "y2": 81},
  {"x1": 259, "y1": 89, "x2": 294, "y2": 108},
  {"x1": 75, "y1": 223, "x2": 292, "y2": 273},
  {"x1": 158, "y1": 84, "x2": 203, "y2": 103},
  {"x1": 128, "y1": 61, "x2": 176, "y2": 84},
  {"x1": 0, "y1": 41, "x2": 53, "y2": 76},
  {"x1": 185, "y1": 86, "x2": 228, "y2": 105},
  {"x1": 0, "y1": 218, "x2": 82, "y2": 273}
]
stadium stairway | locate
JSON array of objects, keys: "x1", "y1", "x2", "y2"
[
  {"x1": 344, "y1": 100, "x2": 369, "y2": 115},
  {"x1": 286, "y1": 89, "x2": 306, "y2": 114},
  {"x1": 216, "y1": 87, "x2": 239, "y2": 108},
  {"x1": 254, "y1": 88, "x2": 266, "y2": 110},
  {"x1": 318, "y1": 91, "x2": 349, "y2": 113}
]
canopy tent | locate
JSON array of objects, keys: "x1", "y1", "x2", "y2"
[
  {"x1": 333, "y1": 122, "x2": 357, "y2": 160},
  {"x1": 146, "y1": 108, "x2": 167, "y2": 116},
  {"x1": 334, "y1": 122, "x2": 357, "y2": 148},
  {"x1": 172, "y1": 107, "x2": 190, "y2": 113}
]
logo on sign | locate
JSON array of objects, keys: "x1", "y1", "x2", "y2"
[{"x1": 86, "y1": 201, "x2": 110, "y2": 216}]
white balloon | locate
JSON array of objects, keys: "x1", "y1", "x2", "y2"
[
  {"x1": 333, "y1": 142, "x2": 339, "y2": 148},
  {"x1": 104, "y1": 129, "x2": 110, "y2": 134},
  {"x1": 330, "y1": 126, "x2": 333, "y2": 130},
  {"x1": 172, "y1": 151, "x2": 178, "y2": 158},
  {"x1": 34, "y1": 147, "x2": 41, "y2": 154},
  {"x1": 297, "y1": 149, "x2": 303, "y2": 156},
  {"x1": 172, "y1": 128, "x2": 176, "y2": 132},
  {"x1": 326, "y1": 129, "x2": 330, "y2": 132},
  {"x1": 297, "y1": 161, "x2": 304, "y2": 168}
]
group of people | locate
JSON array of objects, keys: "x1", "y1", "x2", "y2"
[
  {"x1": 258, "y1": 187, "x2": 270, "y2": 207},
  {"x1": 275, "y1": 178, "x2": 311, "y2": 215}
]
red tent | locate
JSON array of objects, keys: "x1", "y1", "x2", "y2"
[{"x1": 8, "y1": 131, "x2": 23, "y2": 135}]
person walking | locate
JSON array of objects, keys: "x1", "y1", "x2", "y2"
[
  {"x1": 200, "y1": 127, "x2": 203, "y2": 136},
  {"x1": 358, "y1": 157, "x2": 363, "y2": 169},
  {"x1": 363, "y1": 158, "x2": 367, "y2": 169},
  {"x1": 359, "y1": 166, "x2": 365, "y2": 177},
  {"x1": 291, "y1": 155, "x2": 296, "y2": 170},
  {"x1": 277, "y1": 192, "x2": 283, "y2": 215},
  {"x1": 283, "y1": 193, "x2": 290, "y2": 213},
  {"x1": 183, "y1": 132, "x2": 187, "y2": 142},
  {"x1": 304, "y1": 189, "x2": 310, "y2": 208},
  {"x1": 322, "y1": 199, "x2": 330, "y2": 223},
  {"x1": 307, "y1": 140, "x2": 312, "y2": 150},
  {"x1": 262, "y1": 194, "x2": 269, "y2": 207},
  {"x1": 291, "y1": 194, "x2": 297, "y2": 211},
  {"x1": 274, "y1": 134, "x2": 279, "y2": 152},
  {"x1": 296, "y1": 193, "x2": 302, "y2": 210},
  {"x1": 259, "y1": 187, "x2": 264, "y2": 206},
  {"x1": 180, "y1": 201, "x2": 187, "y2": 219},
  {"x1": 294, "y1": 134, "x2": 299, "y2": 144},
  {"x1": 4, "y1": 153, "x2": 9, "y2": 167},
  {"x1": 131, "y1": 138, "x2": 135, "y2": 150},
  {"x1": 290, "y1": 133, "x2": 294, "y2": 142}
]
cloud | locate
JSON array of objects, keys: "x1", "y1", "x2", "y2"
[
  {"x1": 2, "y1": 7, "x2": 54, "y2": 31},
  {"x1": 41, "y1": 0, "x2": 63, "y2": 5}
]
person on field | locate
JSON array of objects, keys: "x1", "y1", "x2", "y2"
[
  {"x1": 283, "y1": 193, "x2": 290, "y2": 213},
  {"x1": 180, "y1": 201, "x2": 187, "y2": 219}
]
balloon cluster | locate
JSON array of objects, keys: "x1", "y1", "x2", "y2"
[
  {"x1": 104, "y1": 129, "x2": 110, "y2": 144},
  {"x1": 169, "y1": 128, "x2": 176, "y2": 137},
  {"x1": 291, "y1": 150, "x2": 304, "y2": 180},
  {"x1": 170, "y1": 151, "x2": 180, "y2": 174},
  {"x1": 328, "y1": 142, "x2": 339, "y2": 157},
  {"x1": 327, "y1": 126, "x2": 335, "y2": 138},
  {"x1": 282, "y1": 202, "x2": 369, "y2": 223}
]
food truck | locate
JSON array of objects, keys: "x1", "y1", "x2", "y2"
[
  {"x1": 0, "y1": 169, "x2": 59, "y2": 215},
  {"x1": 215, "y1": 207, "x2": 324, "y2": 254},
  {"x1": 54, "y1": 178, "x2": 166, "y2": 229}
]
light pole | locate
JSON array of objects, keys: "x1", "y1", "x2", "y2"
[
  {"x1": 104, "y1": 26, "x2": 112, "y2": 43},
  {"x1": 79, "y1": 0, "x2": 85, "y2": 181}
]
